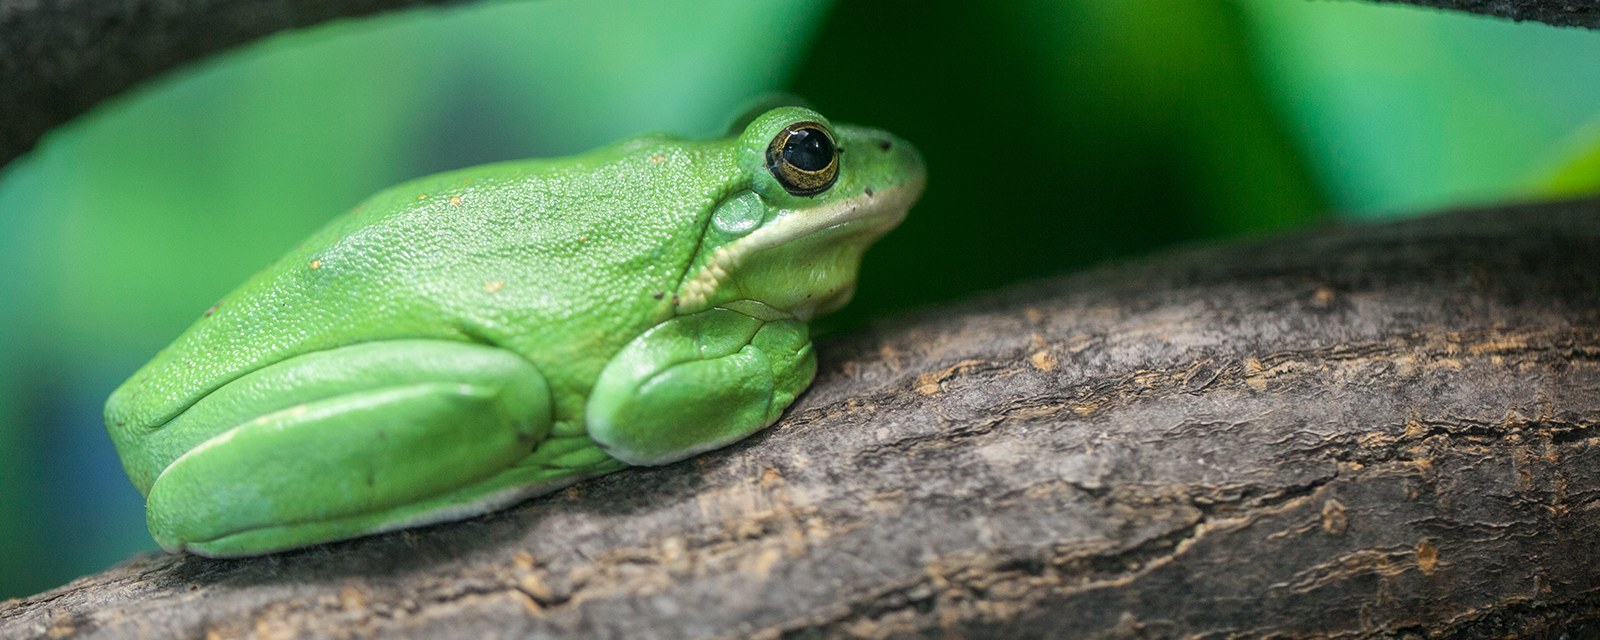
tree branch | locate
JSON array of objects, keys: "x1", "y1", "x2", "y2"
[
  {"x1": 4, "y1": 198, "x2": 1599, "y2": 638},
  {"x1": 0, "y1": 0, "x2": 476, "y2": 171},
  {"x1": 1369, "y1": 0, "x2": 1600, "y2": 28}
]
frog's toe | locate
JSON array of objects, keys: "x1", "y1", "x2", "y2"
[{"x1": 140, "y1": 340, "x2": 551, "y2": 556}]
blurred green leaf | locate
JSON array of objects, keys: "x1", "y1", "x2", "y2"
[{"x1": 1238, "y1": 0, "x2": 1600, "y2": 217}]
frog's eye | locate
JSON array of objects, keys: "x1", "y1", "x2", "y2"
[{"x1": 766, "y1": 122, "x2": 839, "y2": 197}]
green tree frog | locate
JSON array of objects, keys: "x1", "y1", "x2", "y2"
[{"x1": 103, "y1": 107, "x2": 925, "y2": 557}]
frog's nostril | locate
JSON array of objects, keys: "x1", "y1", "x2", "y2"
[{"x1": 878, "y1": 140, "x2": 892, "y2": 152}]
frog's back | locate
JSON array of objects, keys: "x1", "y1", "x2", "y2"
[{"x1": 108, "y1": 134, "x2": 735, "y2": 442}]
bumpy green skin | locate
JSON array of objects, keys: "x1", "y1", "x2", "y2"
[{"x1": 103, "y1": 107, "x2": 925, "y2": 557}]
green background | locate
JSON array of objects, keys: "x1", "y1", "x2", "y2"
[{"x1": 3, "y1": 0, "x2": 1598, "y2": 599}]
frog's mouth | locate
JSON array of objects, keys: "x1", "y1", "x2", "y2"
[{"x1": 675, "y1": 178, "x2": 925, "y2": 313}]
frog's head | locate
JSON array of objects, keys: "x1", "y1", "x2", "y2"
[{"x1": 676, "y1": 106, "x2": 925, "y2": 320}]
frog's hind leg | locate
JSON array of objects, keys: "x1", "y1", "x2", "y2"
[
  {"x1": 187, "y1": 445, "x2": 624, "y2": 558},
  {"x1": 142, "y1": 340, "x2": 561, "y2": 557}
]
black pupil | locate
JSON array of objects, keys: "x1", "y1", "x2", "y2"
[{"x1": 782, "y1": 128, "x2": 833, "y2": 172}]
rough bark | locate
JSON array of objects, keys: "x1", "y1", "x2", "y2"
[
  {"x1": 1369, "y1": 0, "x2": 1600, "y2": 28},
  {"x1": 4, "y1": 199, "x2": 1599, "y2": 639},
  {"x1": 2, "y1": 0, "x2": 1597, "y2": 174}
]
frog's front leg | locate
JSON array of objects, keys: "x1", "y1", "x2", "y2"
[
  {"x1": 143, "y1": 340, "x2": 553, "y2": 557},
  {"x1": 586, "y1": 302, "x2": 816, "y2": 466}
]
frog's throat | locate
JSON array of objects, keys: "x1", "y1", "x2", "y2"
[{"x1": 676, "y1": 179, "x2": 922, "y2": 315}]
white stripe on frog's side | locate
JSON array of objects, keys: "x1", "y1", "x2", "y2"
[{"x1": 674, "y1": 179, "x2": 923, "y2": 316}]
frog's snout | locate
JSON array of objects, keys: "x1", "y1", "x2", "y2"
[{"x1": 837, "y1": 124, "x2": 926, "y2": 196}]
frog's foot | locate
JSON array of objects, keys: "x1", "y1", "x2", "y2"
[
  {"x1": 141, "y1": 340, "x2": 554, "y2": 557},
  {"x1": 586, "y1": 301, "x2": 816, "y2": 466}
]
